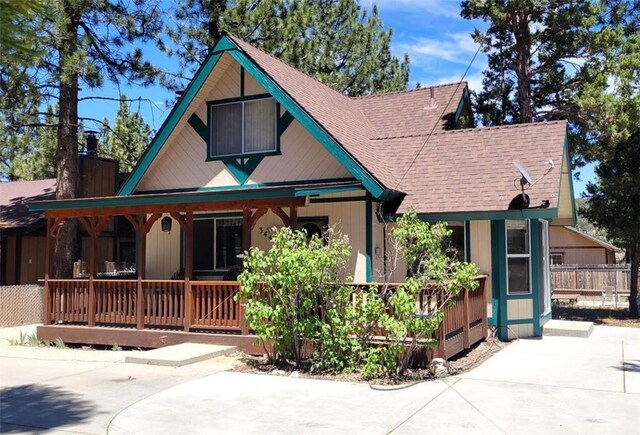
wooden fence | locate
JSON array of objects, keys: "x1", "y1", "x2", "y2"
[
  {"x1": 44, "y1": 276, "x2": 488, "y2": 360},
  {"x1": 551, "y1": 265, "x2": 636, "y2": 293}
]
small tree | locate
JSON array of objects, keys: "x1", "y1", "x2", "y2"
[
  {"x1": 237, "y1": 226, "x2": 352, "y2": 367},
  {"x1": 381, "y1": 211, "x2": 480, "y2": 377}
]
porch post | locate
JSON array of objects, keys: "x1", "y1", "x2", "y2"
[
  {"x1": 43, "y1": 217, "x2": 53, "y2": 325},
  {"x1": 87, "y1": 219, "x2": 97, "y2": 327},
  {"x1": 184, "y1": 211, "x2": 193, "y2": 331},
  {"x1": 242, "y1": 208, "x2": 251, "y2": 253},
  {"x1": 289, "y1": 205, "x2": 297, "y2": 230}
]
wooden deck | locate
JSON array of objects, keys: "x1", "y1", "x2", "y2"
[{"x1": 38, "y1": 277, "x2": 488, "y2": 362}]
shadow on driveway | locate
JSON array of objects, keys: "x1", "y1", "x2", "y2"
[{"x1": 0, "y1": 384, "x2": 95, "y2": 433}]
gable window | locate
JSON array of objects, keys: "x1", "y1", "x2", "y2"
[
  {"x1": 192, "y1": 216, "x2": 243, "y2": 272},
  {"x1": 506, "y1": 220, "x2": 531, "y2": 294},
  {"x1": 209, "y1": 97, "x2": 277, "y2": 157}
]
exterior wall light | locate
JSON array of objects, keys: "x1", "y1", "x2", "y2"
[{"x1": 161, "y1": 216, "x2": 172, "y2": 233}]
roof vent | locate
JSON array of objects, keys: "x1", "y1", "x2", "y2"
[{"x1": 424, "y1": 87, "x2": 438, "y2": 110}]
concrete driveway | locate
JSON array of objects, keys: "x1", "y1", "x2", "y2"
[{"x1": 1, "y1": 325, "x2": 638, "y2": 434}]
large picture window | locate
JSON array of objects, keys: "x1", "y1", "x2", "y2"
[
  {"x1": 209, "y1": 97, "x2": 277, "y2": 157},
  {"x1": 506, "y1": 220, "x2": 531, "y2": 294},
  {"x1": 193, "y1": 216, "x2": 243, "y2": 272}
]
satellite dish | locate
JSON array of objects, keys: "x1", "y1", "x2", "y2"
[{"x1": 513, "y1": 161, "x2": 533, "y2": 186}]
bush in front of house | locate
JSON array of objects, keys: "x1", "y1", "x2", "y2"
[{"x1": 237, "y1": 210, "x2": 480, "y2": 379}]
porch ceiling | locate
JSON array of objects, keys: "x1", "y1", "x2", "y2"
[{"x1": 29, "y1": 180, "x2": 362, "y2": 218}]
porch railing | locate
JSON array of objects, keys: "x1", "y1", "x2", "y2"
[{"x1": 45, "y1": 276, "x2": 487, "y2": 359}]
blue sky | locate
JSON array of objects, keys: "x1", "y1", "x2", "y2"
[{"x1": 79, "y1": 0, "x2": 595, "y2": 196}]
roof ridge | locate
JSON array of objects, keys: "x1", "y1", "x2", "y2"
[
  {"x1": 226, "y1": 32, "x2": 354, "y2": 104},
  {"x1": 352, "y1": 81, "x2": 467, "y2": 100}
]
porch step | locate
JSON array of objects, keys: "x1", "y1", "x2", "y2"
[
  {"x1": 542, "y1": 319, "x2": 594, "y2": 338},
  {"x1": 125, "y1": 343, "x2": 237, "y2": 367}
]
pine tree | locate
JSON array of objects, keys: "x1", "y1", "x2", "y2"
[
  {"x1": 101, "y1": 95, "x2": 152, "y2": 173},
  {"x1": 163, "y1": 0, "x2": 409, "y2": 96},
  {"x1": 0, "y1": 0, "x2": 162, "y2": 277}
]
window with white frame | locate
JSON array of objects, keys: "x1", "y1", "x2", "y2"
[
  {"x1": 209, "y1": 97, "x2": 277, "y2": 157},
  {"x1": 550, "y1": 252, "x2": 564, "y2": 265},
  {"x1": 506, "y1": 220, "x2": 531, "y2": 294},
  {"x1": 192, "y1": 216, "x2": 243, "y2": 272}
]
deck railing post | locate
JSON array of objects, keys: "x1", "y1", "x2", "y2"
[
  {"x1": 462, "y1": 287, "x2": 470, "y2": 349},
  {"x1": 136, "y1": 216, "x2": 147, "y2": 330},
  {"x1": 184, "y1": 212, "x2": 194, "y2": 331},
  {"x1": 86, "y1": 218, "x2": 98, "y2": 327}
]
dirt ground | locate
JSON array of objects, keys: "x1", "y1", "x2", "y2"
[
  {"x1": 553, "y1": 303, "x2": 640, "y2": 328},
  {"x1": 233, "y1": 335, "x2": 510, "y2": 384}
]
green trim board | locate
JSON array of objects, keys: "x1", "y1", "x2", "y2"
[
  {"x1": 365, "y1": 193, "x2": 373, "y2": 282},
  {"x1": 30, "y1": 183, "x2": 362, "y2": 212},
  {"x1": 134, "y1": 177, "x2": 358, "y2": 195},
  {"x1": 530, "y1": 219, "x2": 541, "y2": 336},
  {"x1": 507, "y1": 319, "x2": 534, "y2": 325},
  {"x1": 464, "y1": 220, "x2": 471, "y2": 262},
  {"x1": 453, "y1": 86, "x2": 472, "y2": 127},
  {"x1": 118, "y1": 34, "x2": 388, "y2": 199},
  {"x1": 309, "y1": 196, "x2": 367, "y2": 204},
  {"x1": 118, "y1": 51, "x2": 224, "y2": 195},
  {"x1": 413, "y1": 208, "x2": 558, "y2": 222},
  {"x1": 490, "y1": 220, "x2": 507, "y2": 340}
]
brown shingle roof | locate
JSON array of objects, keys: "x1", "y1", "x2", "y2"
[
  {"x1": 227, "y1": 34, "x2": 466, "y2": 190},
  {"x1": 0, "y1": 178, "x2": 56, "y2": 229},
  {"x1": 375, "y1": 121, "x2": 568, "y2": 214},
  {"x1": 354, "y1": 83, "x2": 467, "y2": 140}
]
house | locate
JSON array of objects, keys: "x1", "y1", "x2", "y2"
[
  {"x1": 550, "y1": 226, "x2": 619, "y2": 265},
  {"x1": 1, "y1": 155, "x2": 135, "y2": 285},
  {"x1": 30, "y1": 33, "x2": 575, "y2": 347}
]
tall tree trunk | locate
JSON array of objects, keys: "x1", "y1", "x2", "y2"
[
  {"x1": 630, "y1": 243, "x2": 639, "y2": 319},
  {"x1": 512, "y1": 12, "x2": 533, "y2": 123},
  {"x1": 205, "y1": 0, "x2": 226, "y2": 47},
  {"x1": 54, "y1": 1, "x2": 80, "y2": 278}
]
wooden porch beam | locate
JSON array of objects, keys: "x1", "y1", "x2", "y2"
[
  {"x1": 248, "y1": 208, "x2": 268, "y2": 230},
  {"x1": 271, "y1": 207, "x2": 290, "y2": 227}
]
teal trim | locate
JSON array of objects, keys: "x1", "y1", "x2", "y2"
[
  {"x1": 413, "y1": 209, "x2": 558, "y2": 222},
  {"x1": 530, "y1": 219, "x2": 541, "y2": 335},
  {"x1": 453, "y1": 86, "x2": 471, "y2": 127},
  {"x1": 506, "y1": 293, "x2": 534, "y2": 300},
  {"x1": 221, "y1": 156, "x2": 266, "y2": 184},
  {"x1": 541, "y1": 311, "x2": 552, "y2": 325},
  {"x1": 225, "y1": 47, "x2": 387, "y2": 199},
  {"x1": 507, "y1": 319, "x2": 534, "y2": 325},
  {"x1": 187, "y1": 114, "x2": 209, "y2": 143},
  {"x1": 212, "y1": 38, "x2": 235, "y2": 52},
  {"x1": 134, "y1": 177, "x2": 357, "y2": 195},
  {"x1": 118, "y1": 51, "x2": 223, "y2": 195},
  {"x1": 365, "y1": 193, "x2": 373, "y2": 282},
  {"x1": 309, "y1": 196, "x2": 367, "y2": 204},
  {"x1": 279, "y1": 111, "x2": 294, "y2": 132},
  {"x1": 31, "y1": 183, "x2": 362, "y2": 211},
  {"x1": 491, "y1": 220, "x2": 508, "y2": 340},
  {"x1": 464, "y1": 220, "x2": 471, "y2": 262}
]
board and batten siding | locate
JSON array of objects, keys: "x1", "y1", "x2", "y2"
[
  {"x1": 507, "y1": 299, "x2": 533, "y2": 321},
  {"x1": 549, "y1": 226, "x2": 612, "y2": 265},
  {"x1": 136, "y1": 53, "x2": 348, "y2": 192},
  {"x1": 469, "y1": 220, "x2": 493, "y2": 319},
  {"x1": 144, "y1": 196, "x2": 368, "y2": 281},
  {"x1": 145, "y1": 214, "x2": 182, "y2": 280}
]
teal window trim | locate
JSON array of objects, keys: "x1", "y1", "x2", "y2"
[
  {"x1": 206, "y1": 96, "x2": 279, "y2": 160},
  {"x1": 530, "y1": 219, "x2": 541, "y2": 335},
  {"x1": 505, "y1": 219, "x2": 532, "y2": 296},
  {"x1": 365, "y1": 193, "x2": 373, "y2": 282},
  {"x1": 490, "y1": 220, "x2": 508, "y2": 340},
  {"x1": 409, "y1": 208, "x2": 558, "y2": 222},
  {"x1": 507, "y1": 319, "x2": 534, "y2": 325}
]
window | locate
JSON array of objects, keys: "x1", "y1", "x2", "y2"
[
  {"x1": 443, "y1": 221, "x2": 467, "y2": 262},
  {"x1": 550, "y1": 253, "x2": 564, "y2": 265},
  {"x1": 298, "y1": 217, "x2": 329, "y2": 243},
  {"x1": 209, "y1": 97, "x2": 277, "y2": 157},
  {"x1": 193, "y1": 216, "x2": 243, "y2": 272},
  {"x1": 506, "y1": 220, "x2": 531, "y2": 294}
]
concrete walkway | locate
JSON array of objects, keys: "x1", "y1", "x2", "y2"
[{"x1": 1, "y1": 325, "x2": 638, "y2": 434}]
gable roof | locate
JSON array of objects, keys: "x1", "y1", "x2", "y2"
[
  {"x1": 119, "y1": 33, "x2": 466, "y2": 199},
  {"x1": 0, "y1": 178, "x2": 56, "y2": 229},
  {"x1": 563, "y1": 226, "x2": 621, "y2": 251},
  {"x1": 381, "y1": 121, "x2": 569, "y2": 216}
]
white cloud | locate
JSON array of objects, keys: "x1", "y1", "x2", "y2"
[
  {"x1": 361, "y1": 0, "x2": 460, "y2": 18},
  {"x1": 399, "y1": 32, "x2": 481, "y2": 65}
]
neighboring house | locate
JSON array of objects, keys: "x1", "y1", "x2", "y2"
[
  {"x1": 550, "y1": 226, "x2": 619, "y2": 265},
  {"x1": 1, "y1": 155, "x2": 135, "y2": 285},
  {"x1": 31, "y1": 33, "x2": 575, "y2": 343}
]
